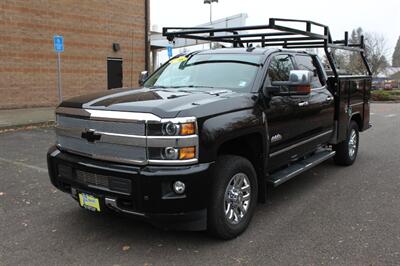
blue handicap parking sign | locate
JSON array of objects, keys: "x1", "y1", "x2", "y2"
[
  {"x1": 167, "y1": 46, "x2": 173, "y2": 58},
  {"x1": 53, "y1": 35, "x2": 64, "y2": 52}
]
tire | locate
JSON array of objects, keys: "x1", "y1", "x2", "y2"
[
  {"x1": 334, "y1": 121, "x2": 359, "y2": 166},
  {"x1": 207, "y1": 155, "x2": 258, "y2": 240}
]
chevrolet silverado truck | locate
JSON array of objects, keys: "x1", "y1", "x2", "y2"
[{"x1": 47, "y1": 19, "x2": 372, "y2": 239}]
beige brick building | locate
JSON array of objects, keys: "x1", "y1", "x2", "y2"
[{"x1": 0, "y1": 0, "x2": 149, "y2": 109}]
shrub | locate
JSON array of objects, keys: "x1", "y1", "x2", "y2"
[{"x1": 371, "y1": 90, "x2": 400, "y2": 101}]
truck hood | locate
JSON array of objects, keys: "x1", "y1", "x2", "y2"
[{"x1": 59, "y1": 87, "x2": 256, "y2": 118}]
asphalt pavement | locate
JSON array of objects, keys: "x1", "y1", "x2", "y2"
[{"x1": 0, "y1": 103, "x2": 399, "y2": 265}]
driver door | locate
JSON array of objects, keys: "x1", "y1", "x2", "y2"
[{"x1": 263, "y1": 53, "x2": 316, "y2": 171}]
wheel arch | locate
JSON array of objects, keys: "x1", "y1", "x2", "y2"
[
  {"x1": 350, "y1": 112, "x2": 362, "y2": 131},
  {"x1": 217, "y1": 132, "x2": 267, "y2": 203}
]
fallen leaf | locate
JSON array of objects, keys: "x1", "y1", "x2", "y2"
[{"x1": 122, "y1": 245, "x2": 130, "y2": 251}]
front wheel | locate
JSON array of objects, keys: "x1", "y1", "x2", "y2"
[
  {"x1": 207, "y1": 155, "x2": 258, "y2": 240},
  {"x1": 334, "y1": 121, "x2": 359, "y2": 166}
]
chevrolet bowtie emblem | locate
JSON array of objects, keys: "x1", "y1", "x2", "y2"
[{"x1": 81, "y1": 129, "x2": 101, "y2": 143}]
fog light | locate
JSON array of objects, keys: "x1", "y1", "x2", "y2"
[
  {"x1": 162, "y1": 147, "x2": 179, "y2": 160},
  {"x1": 173, "y1": 181, "x2": 186, "y2": 194}
]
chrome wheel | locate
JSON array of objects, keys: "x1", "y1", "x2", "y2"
[
  {"x1": 224, "y1": 173, "x2": 251, "y2": 225},
  {"x1": 348, "y1": 129, "x2": 357, "y2": 159}
]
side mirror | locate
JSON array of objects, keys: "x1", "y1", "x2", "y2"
[
  {"x1": 138, "y1": 71, "x2": 149, "y2": 86},
  {"x1": 269, "y1": 70, "x2": 312, "y2": 96}
]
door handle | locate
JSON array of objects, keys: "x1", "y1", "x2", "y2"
[
  {"x1": 298, "y1": 101, "x2": 309, "y2": 107},
  {"x1": 325, "y1": 96, "x2": 334, "y2": 102}
]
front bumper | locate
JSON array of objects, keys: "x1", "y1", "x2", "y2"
[{"x1": 47, "y1": 146, "x2": 214, "y2": 231}]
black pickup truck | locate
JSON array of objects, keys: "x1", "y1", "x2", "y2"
[{"x1": 47, "y1": 19, "x2": 372, "y2": 239}]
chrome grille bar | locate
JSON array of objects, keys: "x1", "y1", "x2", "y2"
[{"x1": 55, "y1": 107, "x2": 199, "y2": 165}]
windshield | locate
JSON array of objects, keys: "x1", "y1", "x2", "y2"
[{"x1": 144, "y1": 53, "x2": 263, "y2": 91}]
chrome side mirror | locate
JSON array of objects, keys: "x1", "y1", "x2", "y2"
[
  {"x1": 269, "y1": 70, "x2": 313, "y2": 96},
  {"x1": 289, "y1": 70, "x2": 312, "y2": 86},
  {"x1": 138, "y1": 71, "x2": 149, "y2": 86}
]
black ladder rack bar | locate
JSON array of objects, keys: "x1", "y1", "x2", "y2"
[{"x1": 162, "y1": 17, "x2": 372, "y2": 76}]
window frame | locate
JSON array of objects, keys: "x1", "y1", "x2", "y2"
[
  {"x1": 264, "y1": 53, "x2": 296, "y2": 87},
  {"x1": 293, "y1": 54, "x2": 327, "y2": 90}
]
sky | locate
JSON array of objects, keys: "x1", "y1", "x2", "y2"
[{"x1": 151, "y1": 0, "x2": 400, "y2": 61}]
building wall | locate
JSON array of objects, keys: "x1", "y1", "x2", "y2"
[{"x1": 0, "y1": 0, "x2": 146, "y2": 109}]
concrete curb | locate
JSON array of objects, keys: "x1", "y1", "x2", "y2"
[{"x1": 0, "y1": 121, "x2": 55, "y2": 133}]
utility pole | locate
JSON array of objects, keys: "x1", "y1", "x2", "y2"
[{"x1": 204, "y1": 0, "x2": 218, "y2": 49}]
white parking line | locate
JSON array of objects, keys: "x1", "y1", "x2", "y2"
[
  {"x1": 385, "y1": 114, "x2": 397, "y2": 118},
  {"x1": 0, "y1": 157, "x2": 48, "y2": 173}
]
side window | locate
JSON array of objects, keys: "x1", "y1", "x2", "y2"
[
  {"x1": 267, "y1": 54, "x2": 295, "y2": 82},
  {"x1": 295, "y1": 55, "x2": 323, "y2": 88}
]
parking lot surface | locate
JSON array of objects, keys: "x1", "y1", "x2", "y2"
[{"x1": 0, "y1": 103, "x2": 399, "y2": 265}]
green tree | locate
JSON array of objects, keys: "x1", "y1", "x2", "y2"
[{"x1": 392, "y1": 36, "x2": 400, "y2": 67}]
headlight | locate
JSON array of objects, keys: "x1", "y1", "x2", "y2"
[
  {"x1": 163, "y1": 122, "x2": 180, "y2": 136},
  {"x1": 161, "y1": 121, "x2": 196, "y2": 136}
]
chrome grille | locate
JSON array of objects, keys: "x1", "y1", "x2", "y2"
[
  {"x1": 54, "y1": 108, "x2": 199, "y2": 166},
  {"x1": 75, "y1": 170, "x2": 132, "y2": 195},
  {"x1": 57, "y1": 115, "x2": 145, "y2": 135},
  {"x1": 57, "y1": 136, "x2": 147, "y2": 163},
  {"x1": 56, "y1": 114, "x2": 147, "y2": 164}
]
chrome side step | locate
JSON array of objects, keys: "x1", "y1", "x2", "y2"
[{"x1": 267, "y1": 149, "x2": 336, "y2": 187}]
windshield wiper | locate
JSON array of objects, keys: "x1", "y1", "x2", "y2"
[
  {"x1": 150, "y1": 85, "x2": 169, "y2": 89},
  {"x1": 170, "y1": 85, "x2": 215, "y2": 89}
]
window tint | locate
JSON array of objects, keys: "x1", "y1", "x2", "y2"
[
  {"x1": 268, "y1": 55, "x2": 294, "y2": 82},
  {"x1": 295, "y1": 55, "x2": 323, "y2": 88},
  {"x1": 144, "y1": 54, "x2": 262, "y2": 91}
]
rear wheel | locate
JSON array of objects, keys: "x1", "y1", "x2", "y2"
[
  {"x1": 208, "y1": 155, "x2": 258, "y2": 240},
  {"x1": 334, "y1": 121, "x2": 359, "y2": 166}
]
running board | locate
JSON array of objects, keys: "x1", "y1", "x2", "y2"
[{"x1": 267, "y1": 150, "x2": 336, "y2": 187}]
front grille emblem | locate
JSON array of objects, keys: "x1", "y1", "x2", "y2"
[{"x1": 81, "y1": 129, "x2": 101, "y2": 143}]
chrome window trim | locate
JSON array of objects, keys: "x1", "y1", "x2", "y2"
[{"x1": 269, "y1": 130, "x2": 333, "y2": 158}]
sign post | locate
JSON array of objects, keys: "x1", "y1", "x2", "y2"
[{"x1": 53, "y1": 35, "x2": 64, "y2": 102}]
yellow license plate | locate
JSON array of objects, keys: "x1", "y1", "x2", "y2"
[{"x1": 78, "y1": 193, "x2": 101, "y2": 212}]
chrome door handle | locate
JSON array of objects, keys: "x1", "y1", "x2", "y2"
[
  {"x1": 325, "y1": 96, "x2": 334, "y2": 102},
  {"x1": 298, "y1": 101, "x2": 309, "y2": 107}
]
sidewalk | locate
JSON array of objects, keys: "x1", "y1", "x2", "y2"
[{"x1": 0, "y1": 107, "x2": 55, "y2": 130}]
